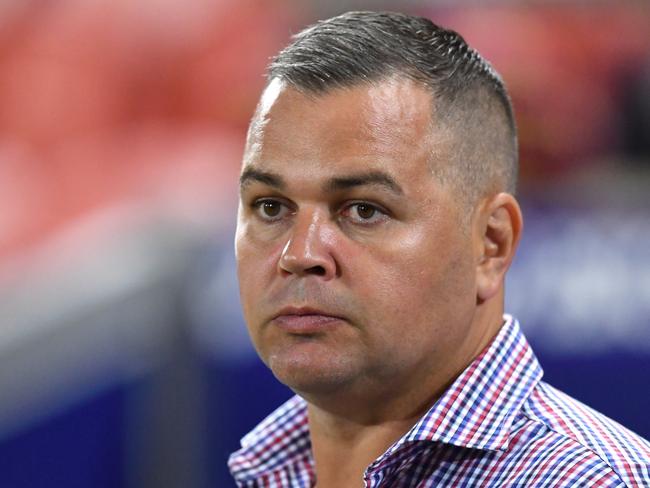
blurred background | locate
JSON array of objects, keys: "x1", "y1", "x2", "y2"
[{"x1": 0, "y1": 0, "x2": 648, "y2": 486}]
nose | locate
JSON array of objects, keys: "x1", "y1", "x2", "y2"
[{"x1": 278, "y1": 208, "x2": 338, "y2": 280}]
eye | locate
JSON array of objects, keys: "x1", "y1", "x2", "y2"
[
  {"x1": 252, "y1": 199, "x2": 291, "y2": 221},
  {"x1": 342, "y1": 202, "x2": 389, "y2": 225}
]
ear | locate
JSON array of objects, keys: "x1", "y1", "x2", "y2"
[{"x1": 474, "y1": 192, "x2": 523, "y2": 303}]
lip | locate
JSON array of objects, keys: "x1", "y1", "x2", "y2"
[{"x1": 272, "y1": 306, "x2": 345, "y2": 334}]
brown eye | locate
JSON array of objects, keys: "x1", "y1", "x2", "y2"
[
  {"x1": 356, "y1": 203, "x2": 376, "y2": 219},
  {"x1": 343, "y1": 202, "x2": 388, "y2": 225},
  {"x1": 262, "y1": 201, "x2": 282, "y2": 217},
  {"x1": 253, "y1": 199, "x2": 289, "y2": 221}
]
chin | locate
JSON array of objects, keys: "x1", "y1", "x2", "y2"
[{"x1": 268, "y1": 351, "x2": 357, "y2": 396}]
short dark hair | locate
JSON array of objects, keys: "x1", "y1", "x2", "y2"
[{"x1": 267, "y1": 11, "x2": 518, "y2": 202}]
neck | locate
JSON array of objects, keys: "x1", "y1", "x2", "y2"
[
  {"x1": 308, "y1": 402, "x2": 424, "y2": 488},
  {"x1": 306, "y1": 298, "x2": 506, "y2": 487}
]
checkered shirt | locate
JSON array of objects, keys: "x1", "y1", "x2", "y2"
[{"x1": 228, "y1": 315, "x2": 650, "y2": 487}]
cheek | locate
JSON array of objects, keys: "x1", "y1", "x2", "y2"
[
  {"x1": 352, "y1": 224, "x2": 473, "y2": 322},
  {"x1": 236, "y1": 220, "x2": 287, "y2": 268},
  {"x1": 235, "y1": 224, "x2": 286, "y2": 312}
]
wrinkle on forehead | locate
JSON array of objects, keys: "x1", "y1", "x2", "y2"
[{"x1": 244, "y1": 76, "x2": 455, "y2": 178}]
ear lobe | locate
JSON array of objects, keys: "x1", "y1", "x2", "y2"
[{"x1": 476, "y1": 193, "x2": 523, "y2": 302}]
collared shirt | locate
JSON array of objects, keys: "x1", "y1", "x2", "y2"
[{"x1": 229, "y1": 315, "x2": 650, "y2": 487}]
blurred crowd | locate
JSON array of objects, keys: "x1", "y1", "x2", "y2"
[
  {"x1": 1, "y1": 1, "x2": 648, "y2": 264},
  {"x1": 0, "y1": 0, "x2": 300, "y2": 264}
]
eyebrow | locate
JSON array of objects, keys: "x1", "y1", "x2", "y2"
[
  {"x1": 239, "y1": 167, "x2": 403, "y2": 196},
  {"x1": 240, "y1": 168, "x2": 286, "y2": 190},
  {"x1": 324, "y1": 171, "x2": 404, "y2": 195}
]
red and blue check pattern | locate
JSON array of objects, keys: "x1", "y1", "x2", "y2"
[{"x1": 229, "y1": 316, "x2": 650, "y2": 487}]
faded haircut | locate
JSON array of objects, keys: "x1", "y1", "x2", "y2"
[{"x1": 266, "y1": 11, "x2": 518, "y2": 202}]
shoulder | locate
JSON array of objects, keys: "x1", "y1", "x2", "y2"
[{"x1": 515, "y1": 380, "x2": 650, "y2": 487}]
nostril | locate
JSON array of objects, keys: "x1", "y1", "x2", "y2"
[{"x1": 306, "y1": 265, "x2": 326, "y2": 276}]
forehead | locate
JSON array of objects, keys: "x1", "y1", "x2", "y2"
[{"x1": 244, "y1": 77, "x2": 452, "y2": 187}]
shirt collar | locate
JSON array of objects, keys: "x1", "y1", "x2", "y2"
[
  {"x1": 229, "y1": 395, "x2": 312, "y2": 484},
  {"x1": 400, "y1": 315, "x2": 543, "y2": 452},
  {"x1": 229, "y1": 315, "x2": 543, "y2": 483}
]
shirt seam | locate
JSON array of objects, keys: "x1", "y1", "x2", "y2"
[{"x1": 518, "y1": 409, "x2": 631, "y2": 487}]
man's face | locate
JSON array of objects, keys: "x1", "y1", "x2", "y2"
[{"x1": 235, "y1": 77, "x2": 480, "y2": 402}]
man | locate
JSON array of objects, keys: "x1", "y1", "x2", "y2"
[{"x1": 229, "y1": 11, "x2": 650, "y2": 487}]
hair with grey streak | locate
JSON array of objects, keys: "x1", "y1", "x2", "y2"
[{"x1": 266, "y1": 10, "x2": 519, "y2": 202}]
